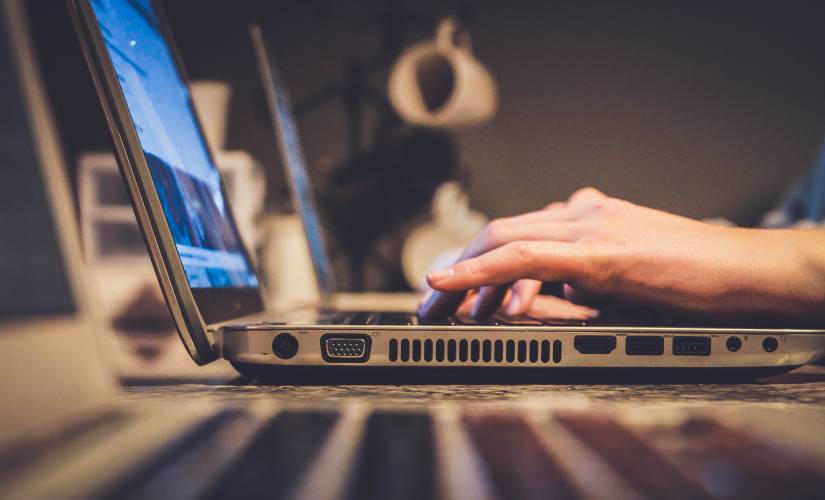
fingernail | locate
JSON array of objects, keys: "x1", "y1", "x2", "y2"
[
  {"x1": 428, "y1": 267, "x2": 455, "y2": 283},
  {"x1": 507, "y1": 294, "x2": 522, "y2": 315}
]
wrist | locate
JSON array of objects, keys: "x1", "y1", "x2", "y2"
[
  {"x1": 792, "y1": 230, "x2": 825, "y2": 316},
  {"x1": 756, "y1": 229, "x2": 825, "y2": 321}
]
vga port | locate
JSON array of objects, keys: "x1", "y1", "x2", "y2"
[
  {"x1": 321, "y1": 334, "x2": 371, "y2": 363},
  {"x1": 327, "y1": 339, "x2": 366, "y2": 358}
]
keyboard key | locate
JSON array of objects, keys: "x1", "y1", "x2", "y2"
[
  {"x1": 374, "y1": 313, "x2": 417, "y2": 325},
  {"x1": 463, "y1": 412, "x2": 579, "y2": 500},
  {"x1": 454, "y1": 315, "x2": 500, "y2": 326},
  {"x1": 554, "y1": 412, "x2": 712, "y2": 500},
  {"x1": 495, "y1": 315, "x2": 544, "y2": 326},
  {"x1": 346, "y1": 312, "x2": 375, "y2": 325},
  {"x1": 346, "y1": 412, "x2": 436, "y2": 500},
  {"x1": 417, "y1": 315, "x2": 458, "y2": 326},
  {"x1": 201, "y1": 410, "x2": 338, "y2": 500}
]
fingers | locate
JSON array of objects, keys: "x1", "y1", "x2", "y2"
[
  {"x1": 472, "y1": 285, "x2": 511, "y2": 319},
  {"x1": 428, "y1": 241, "x2": 584, "y2": 292},
  {"x1": 418, "y1": 288, "x2": 468, "y2": 319},
  {"x1": 507, "y1": 279, "x2": 542, "y2": 316},
  {"x1": 456, "y1": 290, "x2": 478, "y2": 316},
  {"x1": 421, "y1": 217, "x2": 580, "y2": 321},
  {"x1": 419, "y1": 188, "x2": 609, "y2": 320},
  {"x1": 467, "y1": 279, "x2": 543, "y2": 320},
  {"x1": 563, "y1": 283, "x2": 610, "y2": 306},
  {"x1": 458, "y1": 220, "x2": 579, "y2": 268},
  {"x1": 440, "y1": 280, "x2": 541, "y2": 321},
  {"x1": 528, "y1": 295, "x2": 599, "y2": 320}
]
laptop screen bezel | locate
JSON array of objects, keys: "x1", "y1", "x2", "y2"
[{"x1": 68, "y1": 0, "x2": 265, "y2": 364}]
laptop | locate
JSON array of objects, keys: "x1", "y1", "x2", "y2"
[
  {"x1": 0, "y1": 6, "x2": 369, "y2": 497},
  {"x1": 10, "y1": 6, "x2": 825, "y2": 497},
  {"x1": 0, "y1": 2, "x2": 231, "y2": 496},
  {"x1": 67, "y1": 0, "x2": 825, "y2": 382}
]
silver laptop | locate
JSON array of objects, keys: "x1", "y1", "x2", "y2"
[
  {"x1": 0, "y1": 3, "x2": 229, "y2": 496},
  {"x1": 0, "y1": 7, "x2": 356, "y2": 497},
  {"x1": 67, "y1": 0, "x2": 825, "y2": 381}
]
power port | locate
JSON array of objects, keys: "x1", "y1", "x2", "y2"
[
  {"x1": 626, "y1": 336, "x2": 664, "y2": 356},
  {"x1": 673, "y1": 336, "x2": 711, "y2": 356},
  {"x1": 726, "y1": 336, "x2": 742, "y2": 352},
  {"x1": 574, "y1": 335, "x2": 617, "y2": 354},
  {"x1": 272, "y1": 333, "x2": 299, "y2": 359},
  {"x1": 762, "y1": 337, "x2": 779, "y2": 353}
]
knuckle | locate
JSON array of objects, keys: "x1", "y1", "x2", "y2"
[
  {"x1": 577, "y1": 247, "x2": 618, "y2": 293},
  {"x1": 570, "y1": 186, "x2": 605, "y2": 204},
  {"x1": 583, "y1": 196, "x2": 621, "y2": 218},
  {"x1": 483, "y1": 219, "x2": 508, "y2": 246},
  {"x1": 459, "y1": 257, "x2": 485, "y2": 276},
  {"x1": 569, "y1": 220, "x2": 595, "y2": 241},
  {"x1": 588, "y1": 197, "x2": 611, "y2": 211},
  {"x1": 574, "y1": 186, "x2": 602, "y2": 198},
  {"x1": 509, "y1": 241, "x2": 537, "y2": 267}
]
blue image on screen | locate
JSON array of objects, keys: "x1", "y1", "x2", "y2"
[{"x1": 90, "y1": 0, "x2": 258, "y2": 288}]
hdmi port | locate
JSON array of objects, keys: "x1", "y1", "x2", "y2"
[
  {"x1": 320, "y1": 334, "x2": 371, "y2": 363},
  {"x1": 574, "y1": 335, "x2": 617, "y2": 354}
]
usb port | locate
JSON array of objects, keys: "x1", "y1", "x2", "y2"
[
  {"x1": 673, "y1": 336, "x2": 711, "y2": 356},
  {"x1": 625, "y1": 336, "x2": 664, "y2": 355},
  {"x1": 574, "y1": 335, "x2": 617, "y2": 354}
]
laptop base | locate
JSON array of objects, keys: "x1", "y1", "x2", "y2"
[{"x1": 230, "y1": 362, "x2": 799, "y2": 385}]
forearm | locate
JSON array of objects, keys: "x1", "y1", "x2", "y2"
[{"x1": 688, "y1": 227, "x2": 825, "y2": 321}]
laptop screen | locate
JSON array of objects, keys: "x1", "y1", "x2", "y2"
[
  {"x1": 89, "y1": 0, "x2": 258, "y2": 289},
  {"x1": 252, "y1": 28, "x2": 337, "y2": 296}
]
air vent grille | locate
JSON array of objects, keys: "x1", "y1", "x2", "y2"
[{"x1": 388, "y1": 337, "x2": 562, "y2": 365}]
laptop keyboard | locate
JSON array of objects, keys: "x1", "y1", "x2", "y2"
[
  {"x1": 327, "y1": 311, "x2": 630, "y2": 327},
  {"x1": 327, "y1": 311, "x2": 583, "y2": 327},
  {"x1": 311, "y1": 309, "x2": 767, "y2": 329},
  {"x1": 112, "y1": 404, "x2": 825, "y2": 500},
  {"x1": 346, "y1": 412, "x2": 437, "y2": 500},
  {"x1": 200, "y1": 410, "x2": 339, "y2": 500}
]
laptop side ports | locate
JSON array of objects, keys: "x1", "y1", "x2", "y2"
[
  {"x1": 673, "y1": 336, "x2": 711, "y2": 356},
  {"x1": 320, "y1": 334, "x2": 372, "y2": 363},
  {"x1": 762, "y1": 336, "x2": 779, "y2": 352},
  {"x1": 625, "y1": 336, "x2": 664, "y2": 355},
  {"x1": 272, "y1": 333, "x2": 299, "y2": 359},
  {"x1": 574, "y1": 335, "x2": 617, "y2": 354}
]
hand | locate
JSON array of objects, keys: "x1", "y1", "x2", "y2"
[
  {"x1": 418, "y1": 187, "x2": 825, "y2": 322},
  {"x1": 443, "y1": 286, "x2": 600, "y2": 322}
]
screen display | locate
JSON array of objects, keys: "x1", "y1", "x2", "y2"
[{"x1": 90, "y1": 0, "x2": 258, "y2": 288}]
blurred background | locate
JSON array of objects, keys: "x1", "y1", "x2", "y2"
[
  {"x1": 17, "y1": 0, "x2": 825, "y2": 376},
  {"x1": 30, "y1": 0, "x2": 825, "y2": 220}
]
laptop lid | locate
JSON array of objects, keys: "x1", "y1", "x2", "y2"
[
  {"x1": 68, "y1": 0, "x2": 266, "y2": 364},
  {"x1": 0, "y1": 0, "x2": 116, "y2": 450},
  {"x1": 251, "y1": 25, "x2": 338, "y2": 300}
]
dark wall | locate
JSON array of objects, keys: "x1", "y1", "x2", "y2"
[{"x1": 31, "y1": 0, "x2": 825, "y2": 225}]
